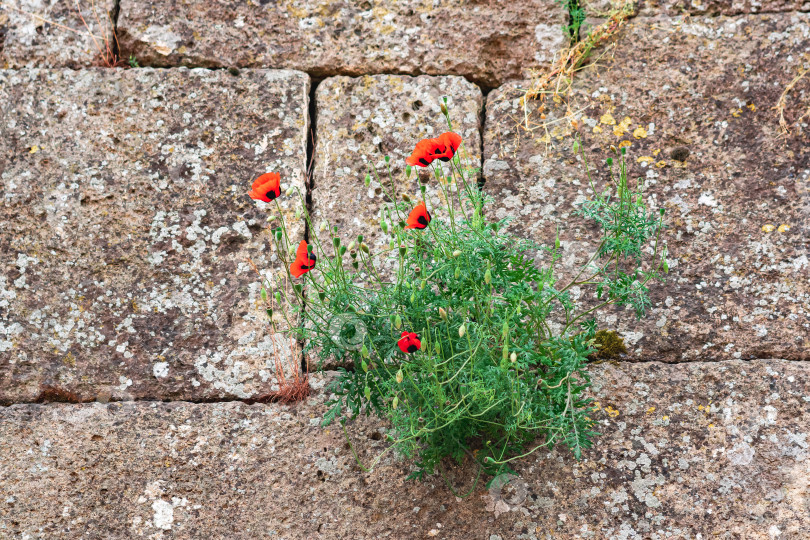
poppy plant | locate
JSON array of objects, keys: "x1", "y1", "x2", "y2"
[
  {"x1": 397, "y1": 331, "x2": 421, "y2": 354},
  {"x1": 290, "y1": 240, "x2": 317, "y2": 278},
  {"x1": 405, "y1": 201, "x2": 431, "y2": 230},
  {"x1": 249, "y1": 172, "x2": 281, "y2": 202},
  {"x1": 405, "y1": 132, "x2": 462, "y2": 167}
]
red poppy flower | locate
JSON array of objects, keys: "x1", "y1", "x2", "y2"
[
  {"x1": 249, "y1": 172, "x2": 281, "y2": 202},
  {"x1": 405, "y1": 132, "x2": 462, "y2": 167},
  {"x1": 290, "y1": 240, "x2": 317, "y2": 278},
  {"x1": 397, "y1": 331, "x2": 421, "y2": 354},
  {"x1": 405, "y1": 201, "x2": 431, "y2": 230},
  {"x1": 435, "y1": 132, "x2": 462, "y2": 161}
]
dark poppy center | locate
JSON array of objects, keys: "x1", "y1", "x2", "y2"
[
  {"x1": 407, "y1": 344, "x2": 417, "y2": 353},
  {"x1": 417, "y1": 215, "x2": 428, "y2": 226}
]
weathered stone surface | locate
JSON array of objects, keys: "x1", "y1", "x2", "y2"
[
  {"x1": 1, "y1": 360, "x2": 808, "y2": 538},
  {"x1": 116, "y1": 0, "x2": 566, "y2": 87},
  {"x1": 310, "y1": 74, "x2": 481, "y2": 284},
  {"x1": 1, "y1": 0, "x2": 116, "y2": 68},
  {"x1": 640, "y1": 0, "x2": 810, "y2": 16},
  {"x1": 483, "y1": 13, "x2": 810, "y2": 362},
  {"x1": 0, "y1": 68, "x2": 309, "y2": 403}
]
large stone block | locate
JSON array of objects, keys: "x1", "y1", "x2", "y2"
[
  {"x1": 0, "y1": 360, "x2": 807, "y2": 537},
  {"x1": 1, "y1": 0, "x2": 116, "y2": 68},
  {"x1": 640, "y1": 0, "x2": 810, "y2": 15},
  {"x1": 308, "y1": 74, "x2": 482, "y2": 290},
  {"x1": 0, "y1": 68, "x2": 309, "y2": 403},
  {"x1": 483, "y1": 13, "x2": 810, "y2": 362},
  {"x1": 116, "y1": 0, "x2": 567, "y2": 87}
]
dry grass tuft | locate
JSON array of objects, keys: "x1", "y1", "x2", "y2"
[{"x1": 775, "y1": 66, "x2": 809, "y2": 135}]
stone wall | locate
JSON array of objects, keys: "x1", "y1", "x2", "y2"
[{"x1": 1, "y1": 0, "x2": 809, "y2": 537}]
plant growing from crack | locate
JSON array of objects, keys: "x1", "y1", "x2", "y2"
[{"x1": 247, "y1": 99, "x2": 667, "y2": 486}]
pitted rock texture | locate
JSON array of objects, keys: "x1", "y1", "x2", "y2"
[
  {"x1": 0, "y1": 68, "x2": 309, "y2": 403},
  {"x1": 116, "y1": 0, "x2": 566, "y2": 87},
  {"x1": 483, "y1": 13, "x2": 810, "y2": 362},
  {"x1": 1, "y1": 360, "x2": 807, "y2": 538},
  {"x1": 1, "y1": 0, "x2": 116, "y2": 68}
]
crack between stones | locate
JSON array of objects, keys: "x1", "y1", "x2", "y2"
[
  {"x1": 298, "y1": 77, "x2": 319, "y2": 375},
  {"x1": 109, "y1": 0, "x2": 122, "y2": 64}
]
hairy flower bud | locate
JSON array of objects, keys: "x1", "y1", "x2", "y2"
[
  {"x1": 392, "y1": 395, "x2": 399, "y2": 409},
  {"x1": 452, "y1": 250, "x2": 461, "y2": 258},
  {"x1": 510, "y1": 352, "x2": 517, "y2": 363},
  {"x1": 396, "y1": 369, "x2": 403, "y2": 384},
  {"x1": 360, "y1": 242, "x2": 370, "y2": 254},
  {"x1": 405, "y1": 164, "x2": 412, "y2": 178},
  {"x1": 484, "y1": 268, "x2": 492, "y2": 285},
  {"x1": 319, "y1": 221, "x2": 327, "y2": 232},
  {"x1": 458, "y1": 324, "x2": 466, "y2": 338},
  {"x1": 402, "y1": 192, "x2": 412, "y2": 203},
  {"x1": 380, "y1": 220, "x2": 388, "y2": 234},
  {"x1": 285, "y1": 186, "x2": 294, "y2": 197},
  {"x1": 274, "y1": 291, "x2": 282, "y2": 304},
  {"x1": 361, "y1": 344, "x2": 369, "y2": 359},
  {"x1": 394, "y1": 315, "x2": 402, "y2": 329},
  {"x1": 364, "y1": 173, "x2": 371, "y2": 187},
  {"x1": 260, "y1": 287, "x2": 267, "y2": 301},
  {"x1": 438, "y1": 307, "x2": 447, "y2": 320}
]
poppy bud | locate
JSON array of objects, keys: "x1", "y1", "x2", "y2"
[
  {"x1": 454, "y1": 267, "x2": 460, "y2": 279},
  {"x1": 285, "y1": 186, "x2": 294, "y2": 197},
  {"x1": 394, "y1": 315, "x2": 402, "y2": 329},
  {"x1": 295, "y1": 209, "x2": 301, "y2": 219},
  {"x1": 275, "y1": 230, "x2": 282, "y2": 241},
  {"x1": 398, "y1": 220, "x2": 406, "y2": 228},
  {"x1": 451, "y1": 250, "x2": 461, "y2": 258},
  {"x1": 434, "y1": 168, "x2": 441, "y2": 179},
  {"x1": 364, "y1": 174, "x2": 371, "y2": 186},
  {"x1": 364, "y1": 386, "x2": 371, "y2": 400},
  {"x1": 319, "y1": 221, "x2": 327, "y2": 232},
  {"x1": 339, "y1": 245, "x2": 347, "y2": 256},
  {"x1": 392, "y1": 396, "x2": 399, "y2": 409},
  {"x1": 510, "y1": 352, "x2": 517, "y2": 363},
  {"x1": 440, "y1": 102, "x2": 448, "y2": 115},
  {"x1": 293, "y1": 284, "x2": 303, "y2": 294},
  {"x1": 572, "y1": 140, "x2": 580, "y2": 153},
  {"x1": 361, "y1": 344, "x2": 369, "y2": 359},
  {"x1": 360, "y1": 242, "x2": 370, "y2": 254},
  {"x1": 396, "y1": 369, "x2": 403, "y2": 384},
  {"x1": 260, "y1": 287, "x2": 267, "y2": 301},
  {"x1": 419, "y1": 280, "x2": 425, "y2": 290},
  {"x1": 410, "y1": 292, "x2": 415, "y2": 303},
  {"x1": 402, "y1": 193, "x2": 412, "y2": 203},
  {"x1": 333, "y1": 237, "x2": 340, "y2": 248},
  {"x1": 348, "y1": 240, "x2": 356, "y2": 251},
  {"x1": 484, "y1": 268, "x2": 492, "y2": 285},
  {"x1": 405, "y1": 165, "x2": 412, "y2": 178},
  {"x1": 663, "y1": 259, "x2": 669, "y2": 273},
  {"x1": 438, "y1": 307, "x2": 447, "y2": 320},
  {"x1": 274, "y1": 291, "x2": 282, "y2": 304},
  {"x1": 621, "y1": 146, "x2": 626, "y2": 155},
  {"x1": 660, "y1": 208, "x2": 665, "y2": 216},
  {"x1": 435, "y1": 342, "x2": 441, "y2": 354},
  {"x1": 458, "y1": 324, "x2": 466, "y2": 338},
  {"x1": 381, "y1": 220, "x2": 388, "y2": 234},
  {"x1": 420, "y1": 184, "x2": 426, "y2": 197},
  {"x1": 361, "y1": 360, "x2": 368, "y2": 372}
]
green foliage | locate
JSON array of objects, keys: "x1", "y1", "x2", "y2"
[
  {"x1": 258, "y1": 105, "x2": 667, "y2": 482},
  {"x1": 128, "y1": 55, "x2": 140, "y2": 68}
]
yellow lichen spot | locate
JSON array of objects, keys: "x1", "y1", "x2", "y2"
[
  {"x1": 29, "y1": 145, "x2": 39, "y2": 154},
  {"x1": 747, "y1": 104, "x2": 756, "y2": 112},
  {"x1": 604, "y1": 405, "x2": 620, "y2": 418},
  {"x1": 553, "y1": 94, "x2": 562, "y2": 104},
  {"x1": 698, "y1": 405, "x2": 704, "y2": 411},
  {"x1": 539, "y1": 133, "x2": 551, "y2": 144},
  {"x1": 618, "y1": 140, "x2": 632, "y2": 149},
  {"x1": 633, "y1": 126, "x2": 648, "y2": 139},
  {"x1": 637, "y1": 156, "x2": 655, "y2": 164},
  {"x1": 613, "y1": 125, "x2": 626, "y2": 137},
  {"x1": 593, "y1": 401, "x2": 602, "y2": 410},
  {"x1": 731, "y1": 108, "x2": 742, "y2": 118},
  {"x1": 646, "y1": 406, "x2": 656, "y2": 414},
  {"x1": 663, "y1": 415, "x2": 669, "y2": 421},
  {"x1": 653, "y1": 148, "x2": 661, "y2": 156},
  {"x1": 777, "y1": 224, "x2": 790, "y2": 233},
  {"x1": 655, "y1": 160, "x2": 667, "y2": 168},
  {"x1": 762, "y1": 224, "x2": 776, "y2": 233},
  {"x1": 592, "y1": 125, "x2": 603, "y2": 134},
  {"x1": 600, "y1": 113, "x2": 616, "y2": 126},
  {"x1": 708, "y1": 423, "x2": 715, "y2": 428}
]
